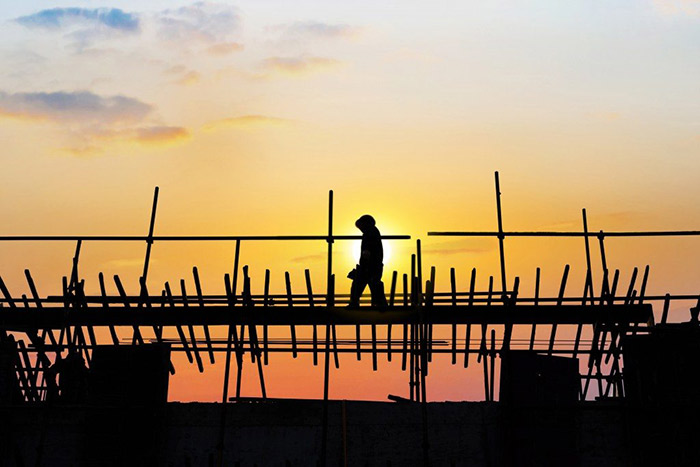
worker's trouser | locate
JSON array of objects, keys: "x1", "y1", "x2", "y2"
[{"x1": 349, "y1": 264, "x2": 388, "y2": 308}]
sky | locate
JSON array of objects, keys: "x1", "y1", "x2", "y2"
[{"x1": 1, "y1": 0, "x2": 700, "y2": 402}]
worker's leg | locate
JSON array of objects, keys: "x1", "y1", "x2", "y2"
[
  {"x1": 348, "y1": 271, "x2": 369, "y2": 308},
  {"x1": 368, "y1": 265, "x2": 388, "y2": 309}
]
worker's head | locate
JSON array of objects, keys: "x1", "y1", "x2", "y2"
[{"x1": 355, "y1": 214, "x2": 376, "y2": 233}]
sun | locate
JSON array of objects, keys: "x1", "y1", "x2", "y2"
[{"x1": 352, "y1": 240, "x2": 392, "y2": 265}]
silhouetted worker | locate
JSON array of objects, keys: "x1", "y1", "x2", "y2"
[{"x1": 347, "y1": 214, "x2": 388, "y2": 309}]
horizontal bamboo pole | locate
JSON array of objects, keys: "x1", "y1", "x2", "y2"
[
  {"x1": 0, "y1": 235, "x2": 411, "y2": 242},
  {"x1": 429, "y1": 230, "x2": 700, "y2": 238},
  {"x1": 0, "y1": 304, "x2": 652, "y2": 328}
]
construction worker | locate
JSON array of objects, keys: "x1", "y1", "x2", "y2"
[{"x1": 347, "y1": 214, "x2": 388, "y2": 309}]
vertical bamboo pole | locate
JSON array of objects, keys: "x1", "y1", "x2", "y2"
[
  {"x1": 464, "y1": 268, "x2": 476, "y2": 368},
  {"x1": 582, "y1": 209, "x2": 594, "y2": 302},
  {"x1": 164, "y1": 282, "x2": 193, "y2": 363},
  {"x1": 114, "y1": 275, "x2": 144, "y2": 346},
  {"x1": 179, "y1": 279, "x2": 204, "y2": 372},
  {"x1": 547, "y1": 265, "x2": 570, "y2": 355},
  {"x1": 98, "y1": 273, "x2": 120, "y2": 346},
  {"x1": 528, "y1": 268, "x2": 540, "y2": 350},
  {"x1": 285, "y1": 271, "x2": 298, "y2": 358},
  {"x1": 193, "y1": 267, "x2": 215, "y2": 363},
  {"x1": 141, "y1": 186, "x2": 159, "y2": 282},
  {"x1": 305, "y1": 269, "x2": 317, "y2": 366},
  {"x1": 388, "y1": 270, "x2": 397, "y2": 362},
  {"x1": 478, "y1": 277, "x2": 493, "y2": 364},
  {"x1": 450, "y1": 268, "x2": 457, "y2": 364},
  {"x1": 494, "y1": 172, "x2": 507, "y2": 303},
  {"x1": 489, "y1": 329, "x2": 496, "y2": 402},
  {"x1": 263, "y1": 269, "x2": 270, "y2": 365},
  {"x1": 402, "y1": 273, "x2": 408, "y2": 371}
]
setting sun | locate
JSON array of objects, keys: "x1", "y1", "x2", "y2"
[{"x1": 352, "y1": 238, "x2": 393, "y2": 266}]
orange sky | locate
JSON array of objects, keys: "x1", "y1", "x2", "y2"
[{"x1": 1, "y1": 1, "x2": 700, "y2": 401}]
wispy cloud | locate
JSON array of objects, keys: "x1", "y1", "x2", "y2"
[
  {"x1": 203, "y1": 115, "x2": 291, "y2": 131},
  {"x1": 175, "y1": 70, "x2": 201, "y2": 86},
  {"x1": 261, "y1": 56, "x2": 341, "y2": 76},
  {"x1": 157, "y1": 2, "x2": 241, "y2": 43},
  {"x1": 16, "y1": 7, "x2": 140, "y2": 31},
  {"x1": 15, "y1": 3, "x2": 241, "y2": 51},
  {"x1": 207, "y1": 42, "x2": 244, "y2": 56},
  {"x1": 132, "y1": 126, "x2": 190, "y2": 144},
  {"x1": 0, "y1": 91, "x2": 150, "y2": 123},
  {"x1": 0, "y1": 90, "x2": 188, "y2": 155},
  {"x1": 653, "y1": 0, "x2": 700, "y2": 16},
  {"x1": 62, "y1": 125, "x2": 190, "y2": 155},
  {"x1": 269, "y1": 21, "x2": 360, "y2": 39}
]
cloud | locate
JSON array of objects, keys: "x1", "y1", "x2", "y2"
[
  {"x1": 261, "y1": 56, "x2": 341, "y2": 76},
  {"x1": 0, "y1": 90, "x2": 189, "y2": 155},
  {"x1": 270, "y1": 21, "x2": 360, "y2": 39},
  {"x1": 653, "y1": 0, "x2": 700, "y2": 16},
  {"x1": 0, "y1": 91, "x2": 151, "y2": 124},
  {"x1": 157, "y1": 2, "x2": 241, "y2": 43},
  {"x1": 16, "y1": 7, "x2": 140, "y2": 31},
  {"x1": 175, "y1": 70, "x2": 201, "y2": 86},
  {"x1": 14, "y1": 3, "x2": 240, "y2": 50},
  {"x1": 203, "y1": 115, "x2": 291, "y2": 131},
  {"x1": 132, "y1": 126, "x2": 190, "y2": 144},
  {"x1": 207, "y1": 42, "x2": 244, "y2": 56},
  {"x1": 61, "y1": 125, "x2": 190, "y2": 155}
]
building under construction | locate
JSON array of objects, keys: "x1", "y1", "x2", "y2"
[{"x1": 1, "y1": 173, "x2": 699, "y2": 466}]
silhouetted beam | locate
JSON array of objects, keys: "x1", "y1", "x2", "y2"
[
  {"x1": 0, "y1": 304, "x2": 651, "y2": 329},
  {"x1": 0, "y1": 235, "x2": 411, "y2": 241},
  {"x1": 428, "y1": 231, "x2": 700, "y2": 237}
]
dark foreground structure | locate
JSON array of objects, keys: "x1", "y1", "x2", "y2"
[
  {"x1": 2, "y1": 173, "x2": 700, "y2": 465},
  {"x1": 2, "y1": 324, "x2": 699, "y2": 467}
]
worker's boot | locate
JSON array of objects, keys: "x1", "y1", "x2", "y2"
[
  {"x1": 370, "y1": 281, "x2": 388, "y2": 310},
  {"x1": 346, "y1": 280, "x2": 362, "y2": 309}
]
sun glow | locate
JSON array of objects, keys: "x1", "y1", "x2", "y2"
[{"x1": 351, "y1": 239, "x2": 392, "y2": 266}]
